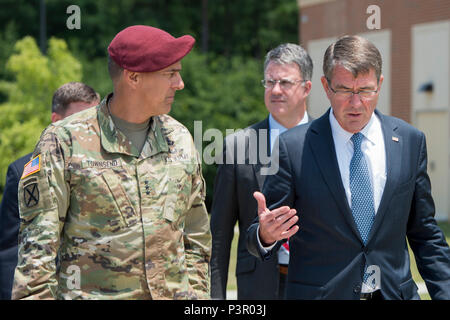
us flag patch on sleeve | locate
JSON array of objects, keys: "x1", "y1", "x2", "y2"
[{"x1": 21, "y1": 154, "x2": 41, "y2": 179}]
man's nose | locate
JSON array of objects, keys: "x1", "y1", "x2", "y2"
[
  {"x1": 173, "y1": 73, "x2": 184, "y2": 90},
  {"x1": 271, "y1": 82, "x2": 283, "y2": 94},
  {"x1": 349, "y1": 92, "x2": 363, "y2": 105}
]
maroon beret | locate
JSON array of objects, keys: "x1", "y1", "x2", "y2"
[{"x1": 108, "y1": 25, "x2": 195, "y2": 72}]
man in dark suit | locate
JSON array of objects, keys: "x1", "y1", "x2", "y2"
[
  {"x1": 0, "y1": 82, "x2": 99, "y2": 300},
  {"x1": 247, "y1": 35, "x2": 450, "y2": 300},
  {"x1": 210, "y1": 43, "x2": 313, "y2": 299}
]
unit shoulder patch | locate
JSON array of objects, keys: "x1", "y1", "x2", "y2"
[{"x1": 23, "y1": 182, "x2": 39, "y2": 207}]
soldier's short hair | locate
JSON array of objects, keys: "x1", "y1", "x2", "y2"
[
  {"x1": 107, "y1": 54, "x2": 124, "y2": 83},
  {"x1": 264, "y1": 43, "x2": 313, "y2": 81},
  {"x1": 52, "y1": 82, "x2": 100, "y2": 115},
  {"x1": 323, "y1": 35, "x2": 382, "y2": 82}
]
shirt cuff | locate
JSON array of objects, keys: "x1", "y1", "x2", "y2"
[{"x1": 257, "y1": 225, "x2": 277, "y2": 253}]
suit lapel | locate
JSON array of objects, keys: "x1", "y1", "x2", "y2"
[
  {"x1": 254, "y1": 115, "x2": 315, "y2": 189},
  {"x1": 366, "y1": 110, "x2": 402, "y2": 244},
  {"x1": 308, "y1": 109, "x2": 363, "y2": 241}
]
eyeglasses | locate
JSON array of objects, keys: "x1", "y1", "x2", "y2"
[
  {"x1": 261, "y1": 78, "x2": 306, "y2": 90},
  {"x1": 327, "y1": 79, "x2": 379, "y2": 100}
]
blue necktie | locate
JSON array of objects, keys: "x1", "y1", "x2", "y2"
[
  {"x1": 350, "y1": 133, "x2": 375, "y2": 244},
  {"x1": 350, "y1": 133, "x2": 376, "y2": 288}
]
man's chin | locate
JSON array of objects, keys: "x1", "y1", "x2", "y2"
[
  {"x1": 269, "y1": 108, "x2": 287, "y2": 118},
  {"x1": 163, "y1": 103, "x2": 172, "y2": 115}
]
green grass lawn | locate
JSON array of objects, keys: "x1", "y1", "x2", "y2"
[
  {"x1": 226, "y1": 222, "x2": 450, "y2": 299},
  {"x1": 226, "y1": 226, "x2": 239, "y2": 292}
]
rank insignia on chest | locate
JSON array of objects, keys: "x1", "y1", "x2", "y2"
[
  {"x1": 24, "y1": 182, "x2": 39, "y2": 207},
  {"x1": 144, "y1": 180, "x2": 151, "y2": 195}
]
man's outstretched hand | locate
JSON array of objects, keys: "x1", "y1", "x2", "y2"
[{"x1": 253, "y1": 191, "x2": 299, "y2": 247}]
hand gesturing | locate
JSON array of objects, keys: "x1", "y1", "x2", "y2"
[{"x1": 253, "y1": 191, "x2": 299, "y2": 246}]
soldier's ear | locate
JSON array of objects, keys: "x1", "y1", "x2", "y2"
[
  {"x1": 51, "y1": 112, "x2": 62, "y2": 123},
  {"x1": 123, "y1": 69, "x2": 139, "y2": 88}
]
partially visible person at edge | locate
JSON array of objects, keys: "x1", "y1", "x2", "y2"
[
  {"x1": 247, "y1": 35, "x2": 450, "y2": 300},
  {"x1": 12, "y1": 25, "x2": 211, "y2": 300},
  {"x1": 0, "y1": 81, "x2": 100, "y2": 300},
  {"x1": 210, "y1": 43, "x2": 313, "y2": 299}
]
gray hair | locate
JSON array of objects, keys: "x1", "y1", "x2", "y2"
[
  {"x1": 323, "y1": 35, "x2": 382, "y2": 82},
  {"x1": 264, "y1": 43, "x2": 313, "y2": 81},
  {"x1": 52, "y1": 82, "x2": 100, "y2": 114}
]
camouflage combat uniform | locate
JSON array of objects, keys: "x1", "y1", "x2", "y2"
[{"x1": 12, "y1": 96, "x2": 211, "y2": 300}]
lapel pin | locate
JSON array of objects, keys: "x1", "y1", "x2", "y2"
[{"x1": 392, "y1": 136, "x2": 399, "y2": 142}]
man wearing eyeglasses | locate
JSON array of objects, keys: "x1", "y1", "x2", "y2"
[
  {"x1": 210, "y1": 43, "x2": 313, "y2": 299},
  {"x1": 247, "y1": 35, "x2": 450, "y2": 300}
]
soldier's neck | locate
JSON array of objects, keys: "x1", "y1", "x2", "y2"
[{"x1": 108, "y1": 92, "x2": 152, "y2": 124}]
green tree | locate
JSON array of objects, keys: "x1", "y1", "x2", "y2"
[
  {"x1": 0, "y1": 22, "x2": 19, "y2": 103},
  {"x1": 0, "y1": 0, "x2": 298, "y2": 59},
  {"x1": 0, "y1": 36, "x2": 82, "y2": 196}
]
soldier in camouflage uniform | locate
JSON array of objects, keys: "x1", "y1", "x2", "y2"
[{"x1": 12, "y1": 25, "x2": 211, "y2": 300}]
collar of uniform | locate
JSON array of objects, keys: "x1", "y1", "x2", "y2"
[
  {"x1": 98, "y1": 93, "x2": 169, "y2": 158},
  {"x1": 140, "y1": 115, "x2": 169, "y2": 158},
  {"x1": 98, "y1": 94, "x2": 142, "y2": 157}
]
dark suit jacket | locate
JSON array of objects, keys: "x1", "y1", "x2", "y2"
[
  {"x1": 210, "y1": 116, "x2": 312, "y2": 300},
  {"x1": 0, "y1": 153, "x2": 31, "y2": 300},
  {"x1": 247, "y1": 109, "x2": 450, "y2": 300}
]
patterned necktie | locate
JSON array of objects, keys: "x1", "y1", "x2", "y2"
[
  {"x1": 350, "y1": 132, "x2": 375, "y2": 244},
  {"x1": 350, "y1": 133, "x2": 376, "y2": 288}
]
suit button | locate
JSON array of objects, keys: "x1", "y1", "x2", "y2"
[
  {"x1": 353, "y1": 285, "x2": 361, "y2": 294},
  {"x1": 263, "y1": 251, "x2": 272, "y2": 261}
]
